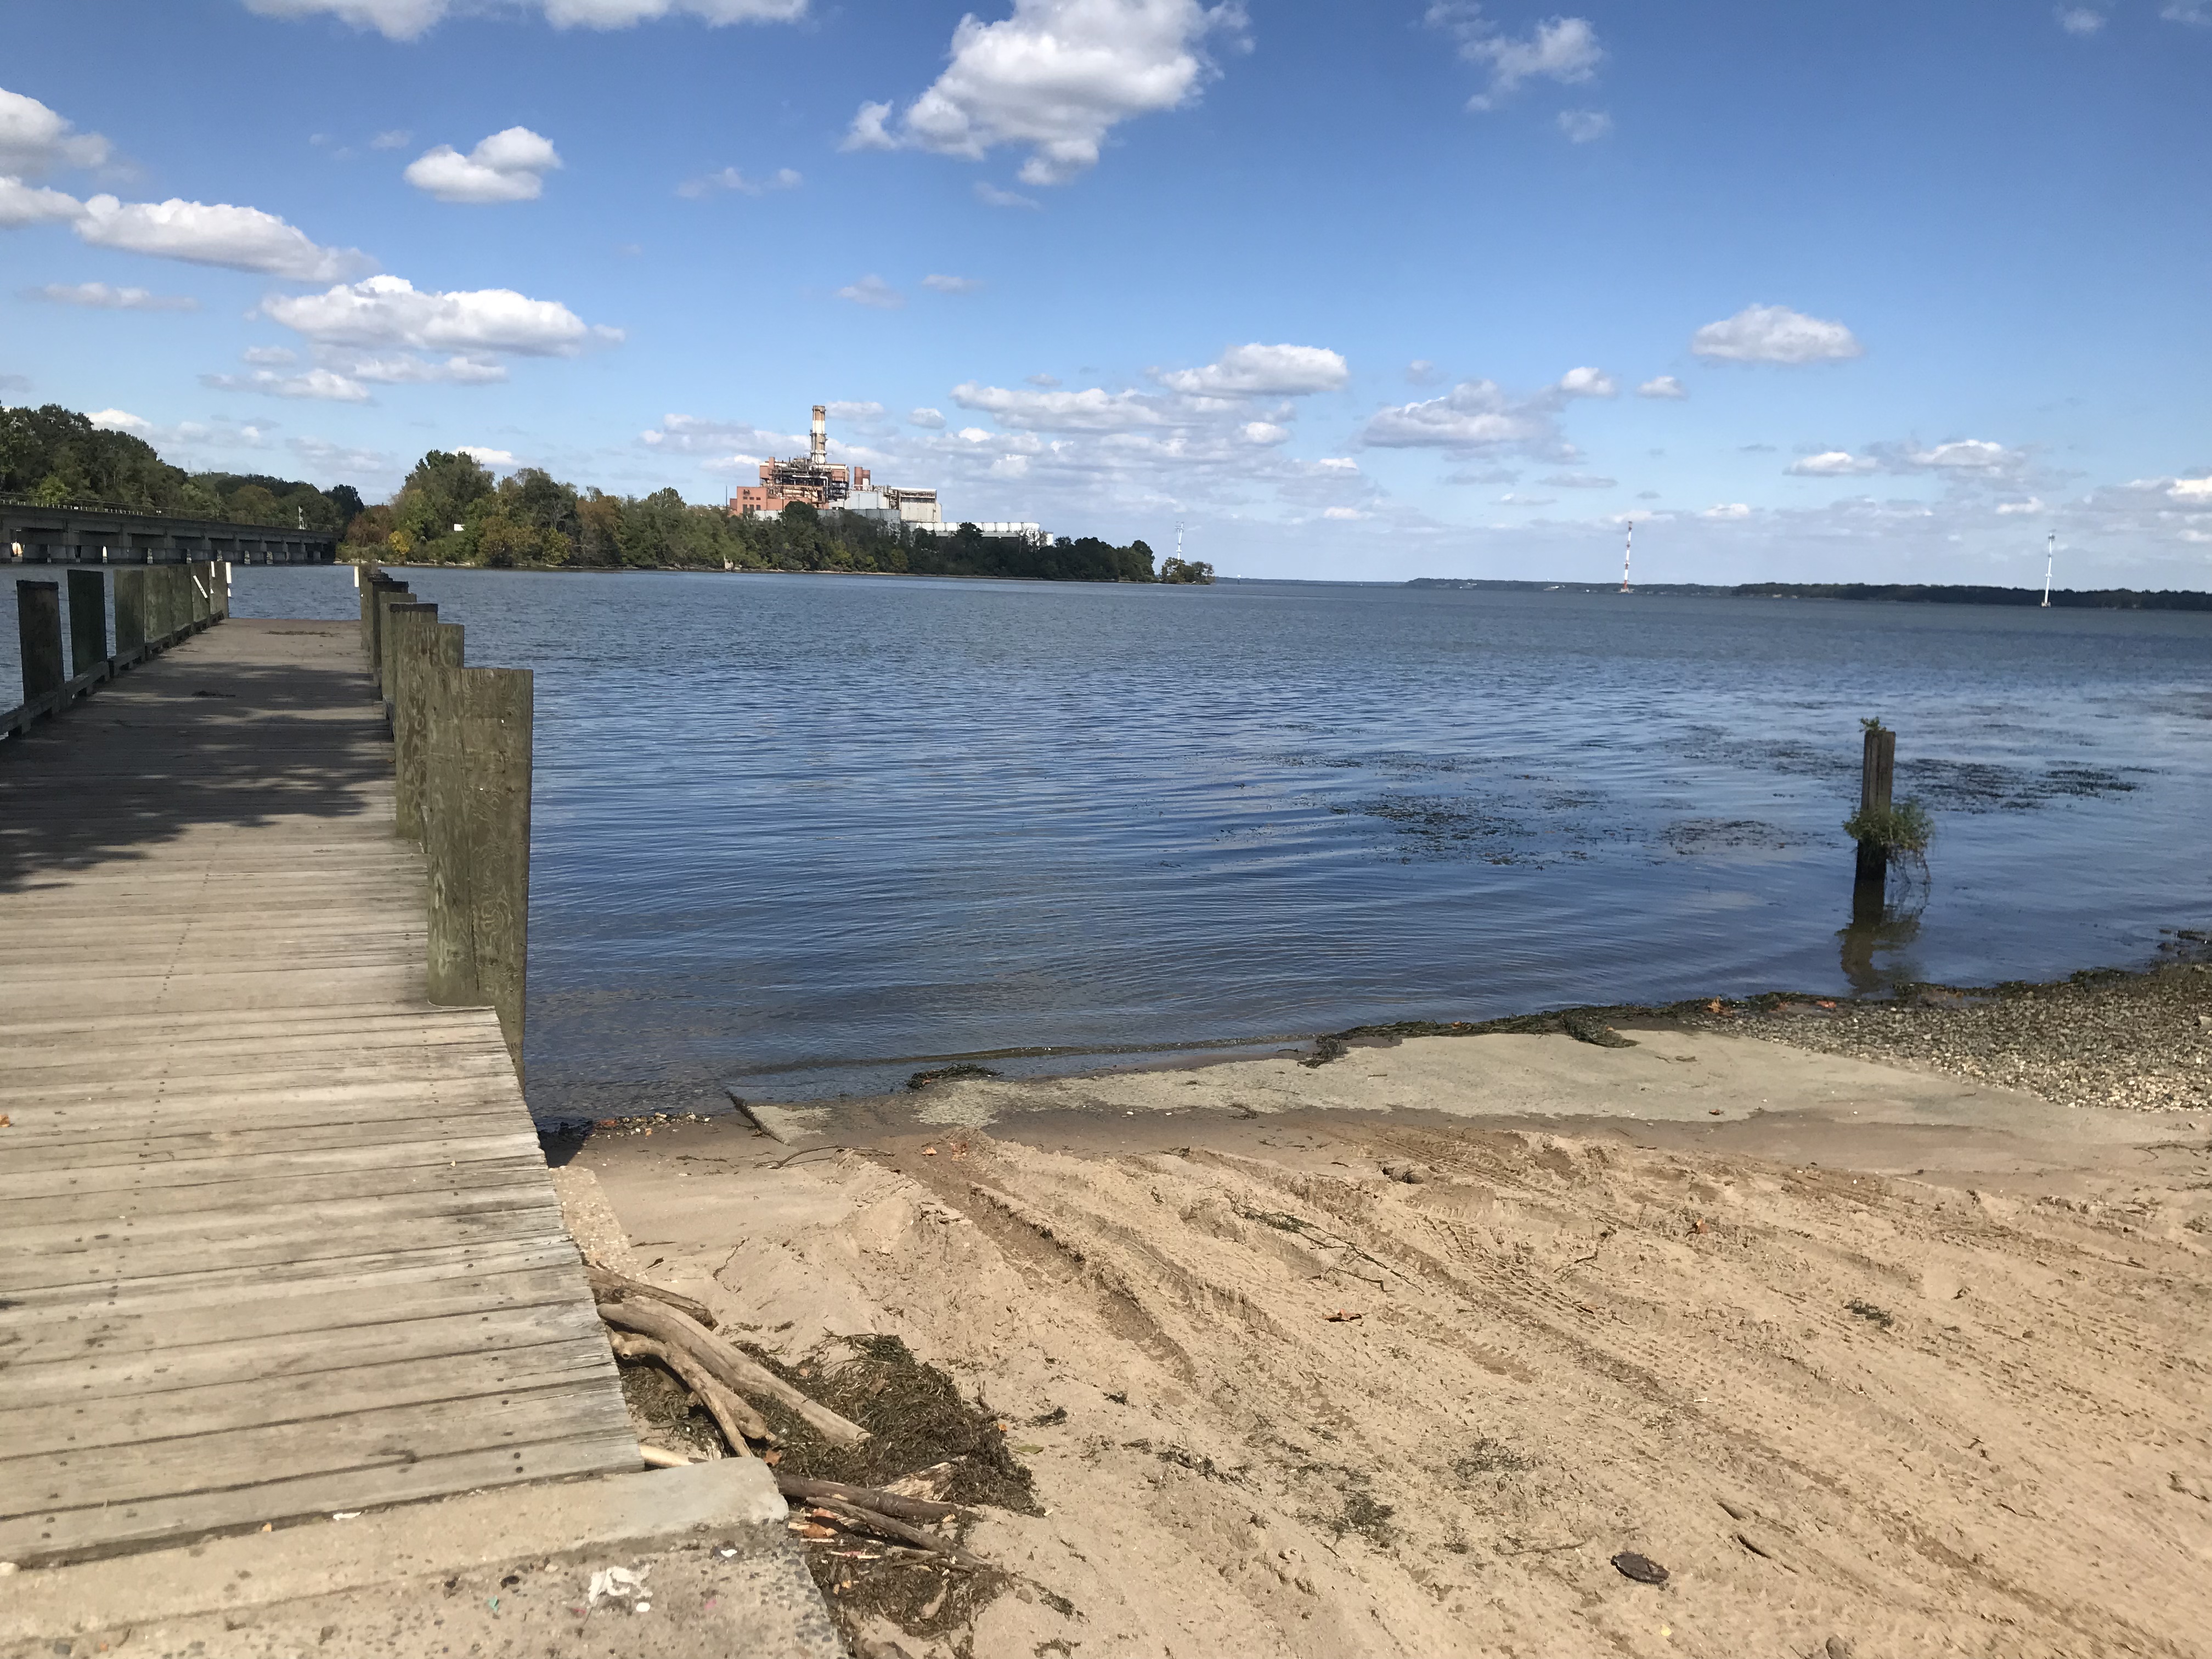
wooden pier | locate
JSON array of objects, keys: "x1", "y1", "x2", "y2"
[{"x1": 0, "y1": 611, "x2": 636, "y2": 1566}]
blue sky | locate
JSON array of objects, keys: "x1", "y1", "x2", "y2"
[{"x1": 3, "y1": 0, "x2": 2208, "y2": 583}]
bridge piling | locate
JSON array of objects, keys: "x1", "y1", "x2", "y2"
[
  {"x1": 16, "y1": 580, "x2": 64, "y2": 706},
  {"x1": 66, "y1": 569, "x2": 106, "y2": 673}
]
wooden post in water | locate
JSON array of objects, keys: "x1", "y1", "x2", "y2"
[
  {"x1": 424, "y1": 662, "x2": 532, "y2": 1070},
  {"x1": 1854, "y1": 723, "x2": 1898, "y2": 891},
  {"x1": 112, "y1": 568, "x2": 145, "y2": 656},
  {"x1": 16, "y1": 581, "x2": 64, "y2": 707},
  {"x1": 66, "y1": 569, "x2": 106, "y2": 675}
]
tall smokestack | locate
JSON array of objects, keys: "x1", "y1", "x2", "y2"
[{"x1": 811, "y1": 404, "x2": 827, "y2": 466}]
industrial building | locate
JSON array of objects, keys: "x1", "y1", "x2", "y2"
[
  {"x1": 727, "y1": 405, "x2": 870, "y2": 516},
  {"x1": 729, "y1": 405, "x2": 1041, "y2": 540}
]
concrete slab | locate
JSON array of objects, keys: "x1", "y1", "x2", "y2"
[{"x1": 0, "y1": 1459, "x2": 843, "y2": 1659}]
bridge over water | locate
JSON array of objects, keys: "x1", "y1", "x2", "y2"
[{"x1": 3, "y1": 498, "x2": 342, "y2": 567}]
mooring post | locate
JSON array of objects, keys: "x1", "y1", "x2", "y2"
[
  {"x1": 18, "y1": 580, "x2": 66, "y2": 712},
  {"x1": 423, "y1": 660, "x2": 533, "y2": 1071},
  {"x1": 112, "y1": 568, "x2": 146, "y2": 656},
  {"x1": 1854, "y1": 723, "x2": 1898, "y2": 889},
  {"x1": 387, "y1": 602, "x2": 439, "y2": 839},
  {"x1": 66, "y1": 569, "x2": 106, "y2": 675}
]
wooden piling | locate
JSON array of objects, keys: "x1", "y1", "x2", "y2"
[
  {"x1": 424, "y1": 663, "x2": 533, "y2": 1069},
  {"x1": 16, "y1": 580, "x2": 65, "y2": 707},
  {"x1": 374, "y1": 581, "x2": 414, "y2": 709},
  {"x1": 66, "y1": 569, "x2": 106, "y2": 675},
  {"x1": 1854, "y1": 724, "x2": 1898, "y2": 888},
  {"x1": 387, "y1": 602, "x2": 439, "y2": 839}
]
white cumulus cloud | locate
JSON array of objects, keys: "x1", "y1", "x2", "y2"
[
  {"x1": 1557, "y1": 109, "x2": 1611, "y2": 142},
  {"x1": 2170, "y1": 476, "x2": 2212, "y2": 501},
  {"x1": 260, "y1": 274, "x2": 613, "y2": 356},
  {"x1": 2057, "y1": 8, "x2": 2106, "y2": 32},
  {"x1": 1692, "y1": 303, "x2": 1863, "y2": 364},
  {"x1": 910, "y1": 407, "x2": 947, "y2": 428},
  {"x1": 1787, "y1": 450, "x2": 1880, "y2": 476},
  {"x1": 203, "y1": 366, "x2": 373, "y2": 402},
  {"x1": 458, "y1": 444, "x2": 518, "y2": 466},
  {"x1": 837, "y1": 274, "x2": 904, "y2": 309},
  {"x1": 677, "y1": 164, "x2": 800, "y2": 198},
  {"x1": 952, "y1": 382, "x2": 1164, "y2": 432},
  {"x1": 243, "y1": 0, "x2": 805, "y2": 42},
  {"x1": 1154, "y1": 342, "x2": 1348, "y2": 397},
  {"x1": 1636, "y1": 375, "x2": 1686, "y2": 399},
  {"x1": 25, "y1": 280, "x2": 197, "y2": 311},
  {"x1": 1242, "y1": 421, "x2": 1291, "y2": 445},
  {"x1": 843, "y1": 0, "x2": 1244, "y2": 185},
  {"x1": 1430, "y1": 6, "x2": 1603, "y2": 110},
  {"x1": 922, "y1": 273, "x2": 984, "y2": 294},
  {"x1": 1702, "y1": 502, "x2": 1753, "y2": 520},
  {"x1": 341, "y1": 352, "x2": 509, "y2": 384},
  {"x1": 974, "y1": 180, "x2": 1041, "y2": 208},
  {"x1": 76, "y1": 195, "x2": 372, "y2": 280},
  {"x1": 0, "y1": 87, "x2": 112, "y2": 177},
  {"x1": 0, "y1": 176, "x2": 86, "y2": 227},
  {"x1": 1556, "y1": 365, "x2": 1616, "y2": 398},
  {"x1": 405, "y1": 127, "x2": 561, "y2": 203}
]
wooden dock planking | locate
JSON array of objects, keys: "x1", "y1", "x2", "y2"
[{"x1": 0, "y1": 618, "x2": 636, "y2": 1566}]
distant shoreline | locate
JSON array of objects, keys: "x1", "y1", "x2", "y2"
[{"x1": 1406, "y1": 577, "x2": 2212, "y2": 611}]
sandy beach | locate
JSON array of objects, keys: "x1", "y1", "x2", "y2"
[{"x1": 557, "y1": 962, "x2": 2212, "y2": 1659}]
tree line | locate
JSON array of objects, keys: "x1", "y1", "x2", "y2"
[
  {"x1": 1, "y1": 403, "x2": 362, "y2": 531},
  {"x1": 348, "y1": 449, "x2": 1209, "y2": 583},
  {"x1": 3, "y1": 407, "x2": 1214, "y2": 585}
]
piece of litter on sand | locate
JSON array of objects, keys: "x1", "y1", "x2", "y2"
[
  {"x1": 330, "y1": 1511, "x2": 361, "y2": 1521},
  {"x1": 1325, "y1": 1310, "x2": 1363, "y2": 1322},
  {"x1": 1611, "y1": 1551, "x2": 1669, "y2": 1585},
  {"x1": 587, "y1": 1566, "x2": 650, "y2": 1606},
  {"x1": 923, "y1": 1146, "x2": 938, "y2": 1156}
]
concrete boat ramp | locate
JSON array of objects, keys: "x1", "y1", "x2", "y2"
[{"x1": 0, "y1": 610, "x2": 836, "y2": 1655}]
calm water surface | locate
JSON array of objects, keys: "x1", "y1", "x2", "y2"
[{"x1": 231, "y1": 567, "x2": 2212, "y2": 1118}]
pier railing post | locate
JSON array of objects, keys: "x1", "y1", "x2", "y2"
[
  {"x1": 112, "y1": 568, "x2": 146, "y2": 656},
  {"x1": 373, "y1": 580, "x2": 413, "y2": 712},
  {"x1": 66, "y1": 569, "x2": 106, "y2": 674},
  {"x1": 387, "y1": 602, "x2": 439, "y2": 839},
  {"x1": 16, "y1": 580, "x2": 64, "y2": 710},
  {"x1": 423, "y1": 659, "x2": 532, "y2": 1070},
  {"x1": 188, "y1": 561, "x2": 212, "y2": 628}
]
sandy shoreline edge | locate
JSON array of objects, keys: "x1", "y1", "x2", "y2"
[{"x1": 555, "y1": 953, "x2": 2212, "y2": 1657}]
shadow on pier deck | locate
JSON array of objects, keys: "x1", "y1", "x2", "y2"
[{"x1": 0, "y1": 618, "x2": 638, "y2": 1565}]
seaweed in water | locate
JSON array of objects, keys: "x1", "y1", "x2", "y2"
[{"x1": 907, "y1": 1062, "x2": 1000, "y2": 1090}]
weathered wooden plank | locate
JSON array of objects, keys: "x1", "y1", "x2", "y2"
[
  {"x1": 0, "y1": 1237, "x2": 584, "y2": 1327},
  {"x1": 0, "y1": 1192, "x2": 568, "y2": 1293},
  {"x1": 0, "y1": 1113, "x2": 538, "y2": 1172},
  {"x1": 10, "y1": 1315, "x2": 613, "y2": 1441},
  {"x1": 0, "y1": 1131, "x2": 548, "y2": 1202},
  {"x1": 0, "y1": 1424, "x2": 642, "y2": 1566},
  {"x1": 0, "y1": 1379, "x2": 635, "y2": 1518}
]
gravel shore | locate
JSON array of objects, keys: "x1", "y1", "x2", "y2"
[{"x1": 1692, "y1": 955, "x2": 2212, "y2": 1114}]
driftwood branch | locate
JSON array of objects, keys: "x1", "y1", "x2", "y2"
[
  {"x1": 608, "y1": 1329, "x2": 766, "y2": 1451},
  {"x1": 800, "y1": 1502, "x2": 989, "y2": 1572},
  {"x1": 585, "y1": 1266, "x2": 719, "y2": 1329},
  {"x1": 775, "y1": 1473, "x2": 960, "y2": 1525},
  {"x1": 597, "y1": 1297, "x2": 870, "y2": 1448}
]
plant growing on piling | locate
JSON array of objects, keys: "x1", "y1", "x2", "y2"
[{"x1": 1844, "y1": 798, "x2": 1933, "y2": 867}]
